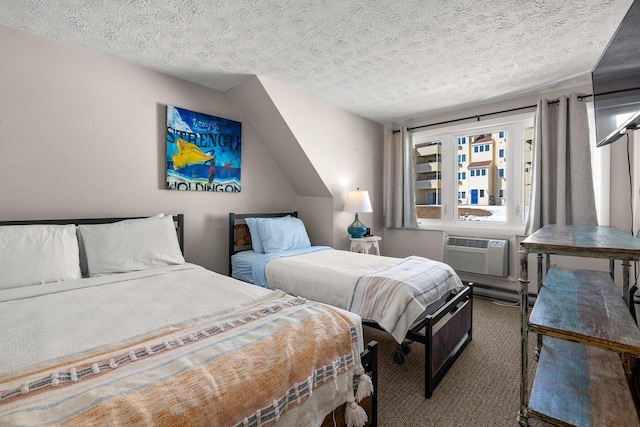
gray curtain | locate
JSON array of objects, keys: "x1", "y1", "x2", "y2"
[
  {"x1": 525, "y1": 93, "x2": 598, "y2": 234},
  {"x1": 383, "y1": 127, "x2": 418, "y2": 228}
]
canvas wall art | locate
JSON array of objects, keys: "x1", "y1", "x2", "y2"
[{"x1": 166, "y1": 105, "x2": 242, "y2": 192}]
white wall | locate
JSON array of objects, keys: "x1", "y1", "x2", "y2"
[
  {"x1": 0, "y1": 24, "x2": 298, "y2": 274},
  {"x1": 257, "y1": 77, "x2": 384, "y2": 250},
  {"x1": 0, "y1": 24, "x2": 385, "y2": 274},
  {"x1": 608, "y1": 128, "x2": 640, "y2": 289}
]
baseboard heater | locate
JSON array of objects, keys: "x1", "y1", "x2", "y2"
[
  {"x1": 444, "y1": 236, "x2": 509, "y2": 277},
  {"x1": 470, "y1": 282, "x2": 537, "y2": 306}
]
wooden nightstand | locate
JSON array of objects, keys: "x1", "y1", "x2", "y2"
[{"x1": 349, "y1": 236, "x2": 381, "y2": 255}]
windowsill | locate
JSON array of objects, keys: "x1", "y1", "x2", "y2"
[{"x1": 415, "y1": 220, "x2": 527, "y2": 238}]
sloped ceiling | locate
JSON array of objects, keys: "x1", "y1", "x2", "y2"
[
  {"x1": 0, "y1": 0, "x2": 634, "y2": 124},
  {"x1": 227, "y1": 76, "x2": 332, "y2": 198}
]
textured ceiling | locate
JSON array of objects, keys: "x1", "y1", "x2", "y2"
[{"x1": 0, "y1": 0, "x2": 634, "y2": 124}]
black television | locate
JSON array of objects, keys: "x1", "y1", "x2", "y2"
[{"x1": 592, "y1": 0, "x2": 640, "y2": 147}]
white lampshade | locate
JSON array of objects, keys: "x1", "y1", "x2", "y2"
[{"x1": 344, "y1": 190, "x2": 373, "y2": 213}]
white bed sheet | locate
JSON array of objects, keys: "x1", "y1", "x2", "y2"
[
  {"x1": 265, "y1": 250, "x2": 400, "y2": 309},
  {"x1": 261, "y1": 249, "x2": 464, "y2": 343},
  {"x1": 0, "y1": 263, "x2": 363, "y2": 375}
]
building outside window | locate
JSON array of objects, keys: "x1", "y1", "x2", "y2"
[
  {"x1": 411, "y1": 113, "x2": 534, "y2": 232},
  {"x1": 414, "y1": 140, "x2": 443, "y2": 217}
]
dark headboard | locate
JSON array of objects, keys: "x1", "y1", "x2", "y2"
[
  {"x1": 0, "y1": 214, "x2": 185, "y2": 254},
  {"x1": 228, "y1": 212, "x2": 297, "y2": 275}
]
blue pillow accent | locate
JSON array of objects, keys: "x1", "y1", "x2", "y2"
[
  {"x1": 257, "y1": 216, "x2": 311, "y2": 254},
  {"x1": 245, "y1": 217, "x2": 267, "y2": 253}
]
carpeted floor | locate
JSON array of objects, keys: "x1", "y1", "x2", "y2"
[{"x1": 363, "y1": 297, "x2": 541, "y2": 427}]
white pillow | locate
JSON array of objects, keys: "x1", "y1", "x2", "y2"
[
  {"x1": 257, "y1": 216, "x2": 311, "y2": 254},
  {"x1": 78, "y1": 215, "x2": 185, "y2": 277},
  {"x1": 0, "y1": 224, "x2": 82, "y2": 289}
]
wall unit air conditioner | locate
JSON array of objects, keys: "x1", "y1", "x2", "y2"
[{"x1": 444, "y1": 236, "x2": 509, "y2": 277}]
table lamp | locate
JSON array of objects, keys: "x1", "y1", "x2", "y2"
[{"x1": 344, "y1": 189, "x2": 372, "y2": 238}]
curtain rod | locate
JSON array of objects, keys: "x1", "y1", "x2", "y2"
[{"x1": 395, "y1": 94, "x2": 593, "y2": 133}]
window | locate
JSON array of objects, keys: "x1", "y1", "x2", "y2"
[{"x1": 411, "y1": 113, "x2": 534, "y2": 232}]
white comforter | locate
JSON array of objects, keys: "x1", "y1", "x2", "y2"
[
  {"x1": 0, "y1": 264, "x2": 367, "y2": 427},
  {"x1": 1, "y1": 264, "x2": 265, "y2": 373},
  {"x1": 0, "y1": 264, "x2": 362, "y2": 373},
  {"x1": 265, "y1": 249, "x2": 464, "y2": 343}
]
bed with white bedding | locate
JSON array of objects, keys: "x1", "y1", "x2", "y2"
[
  {"x1": 229, "y1": 212, "x2": 473, "y2": 399},
  {"x1": 0, "y1": 214, "x2": 376, "y2": 427}
]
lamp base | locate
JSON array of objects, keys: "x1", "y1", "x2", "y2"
[{"x1": 347, "y1": 213, "x2": 367, "y2": 238}]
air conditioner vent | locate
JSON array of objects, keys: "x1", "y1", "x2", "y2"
[
  {"x1": 444, "y1": 236, "x2": 509, "y2": 277},
  {"x1": 446, "y1": 237, "x2": 488, "y2": 249}
]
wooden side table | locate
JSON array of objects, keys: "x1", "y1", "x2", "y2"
[{"x1": 350, "y1": 236, "x2": 381, "y2": 255}]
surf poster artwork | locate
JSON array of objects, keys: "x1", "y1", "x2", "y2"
[{"x1": 166, "y1": 105, "x2": 242, "y2": 192}]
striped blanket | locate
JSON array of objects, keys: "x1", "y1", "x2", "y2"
[
  {"x1": 350, "y1": 256, "x2": 464, "y2": 343},
  {"x1": 0, "y1": 291, "x2": 366, "y2": 427}
]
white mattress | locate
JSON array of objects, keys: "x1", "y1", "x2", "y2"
[{"x1": 0, "y1": 263, "x2": 363, "y2": 375}]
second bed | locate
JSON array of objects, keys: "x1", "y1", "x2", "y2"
[{"x1": 229, "y1": 212, "x2": 473, "y2": 398}]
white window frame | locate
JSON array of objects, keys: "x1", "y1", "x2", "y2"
[{"x1": 411, "y1": 112, "x2": 534, "y2": 235}]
